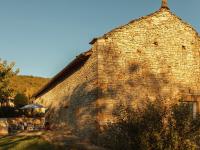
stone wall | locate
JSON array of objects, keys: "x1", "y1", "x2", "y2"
[
  {"x1": 35, "y1": 49, "x2": 98, "y2": 138},
  {"x1": 95, "y1": 8, "x2": 200, "y2": 125},
  {"x1": 0, "y1": 119, "x2": 8, "y2": 136},
  {"x1": 35, "y1": 8, "x2": 200, "y2": 137}
]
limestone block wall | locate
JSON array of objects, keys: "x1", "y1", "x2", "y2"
[
  {"x1": 95, "y1": 8, "x2": 200, "y2": 125},
  {"x1": 35, "y1": 49, "x2": 98, "y2": 137},
  {"x1": 0, "y1": 119, "x2": 8, "y2": 136},
  {"x1": 35, "y1": 8, "x2": 200, "y2": 136}
]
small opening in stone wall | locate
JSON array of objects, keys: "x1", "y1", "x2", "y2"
[
  {"x1": 129, "y1": 64, "x2": 139, "y2": 73},
  {"x1": 182, "y1": 45, "x2": 186, "y2": 50},
  {"x1": 153, "y1": 41, "x2": 158, "y2": 46},
  {"x1": 137, "y1": 49, "x2": 142, "y2": 54}
]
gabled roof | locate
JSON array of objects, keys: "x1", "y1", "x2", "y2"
[
  {"x1": 90, "y1": 7, "x2": 199, "y2": 45},
  {"x1": 34, "y1": 3, "x2": 200, "y2": 99},
  {"x1": 33, "y1": 50, "x2": 92, "y2": 99}
]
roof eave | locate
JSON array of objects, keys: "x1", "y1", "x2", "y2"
[{"x1": 32, "y1": 50, "x2": 92, "y2": 99}]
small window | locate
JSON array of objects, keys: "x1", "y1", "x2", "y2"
[{"x1": 179, "y1": 101, "x2": 197, "y2": 119}]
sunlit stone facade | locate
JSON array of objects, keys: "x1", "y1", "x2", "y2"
[{"x1": 35, "y1": 6, "x2": 200, "y2": 138}]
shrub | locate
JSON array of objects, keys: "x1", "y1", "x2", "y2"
[{"x1": 95, "y1": 101, "x2": 200, "y2": 150}]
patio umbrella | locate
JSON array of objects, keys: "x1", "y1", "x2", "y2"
[{"x1": 20, "y1": 104, "x2": 45, "y2": 109}]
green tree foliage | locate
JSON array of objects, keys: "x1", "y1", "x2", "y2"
[
  {"x1": 95, "y1": 101, "x2": 200, "y2": 150},
  {"x1": 11, "y1": 75, "x2": 49, "y2": 99},
  {"x1": 14, "y1": 92, "x2": 29, "y2": 108},
  {"x1": 0, "y1": 59, "x2": 48, "y2": 117},
  {"x1": 0, "y1": 59, "x2": 20, "y2": 117},
  {"x1": 0, "y1": 59, "x2": 19, "y2": 102}
]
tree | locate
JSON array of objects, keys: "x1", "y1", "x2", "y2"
[
  {"x1": 95, "y1": 102, "x2": 200, "y2": 150},
  {"x1": 0, "y1": 59, "x2": 19, "y2": 103},
  {"x1": 14, "y1": 92, "x2": 29, "y2": 107}
]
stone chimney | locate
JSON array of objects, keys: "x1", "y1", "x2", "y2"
[{"x1": 161, "y1": 0, "x2": 169, "y2": 9}]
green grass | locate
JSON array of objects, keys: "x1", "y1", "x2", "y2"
[{"x1": 0, "y1": 135, "x2": 58, "y2": 150}]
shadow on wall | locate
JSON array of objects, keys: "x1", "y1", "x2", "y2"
[
  {"x1": 45, "y1": 79, "x2": 107, "y2": 139},
  {"x1": 100, "y1": 60, "x2": 183, "y2": 109},
  {"x1": 44, "y1": 63, "x2": 190, "y2": 140}
]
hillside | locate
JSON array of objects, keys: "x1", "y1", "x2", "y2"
[{"x1": 10, "y1": 75, "x2": 50, "y2": 98}]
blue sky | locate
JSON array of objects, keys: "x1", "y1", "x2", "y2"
[{"x1": 0, "y1": 0, "x2": 199, "y2": 77}]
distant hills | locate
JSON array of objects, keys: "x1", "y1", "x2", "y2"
[{"x1": 10, "y1": 75, "x2": 50, "y2": 98}]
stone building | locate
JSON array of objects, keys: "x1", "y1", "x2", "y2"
[{"x1": 34, "y1": 0, "x2": 200, "y2": 137}]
